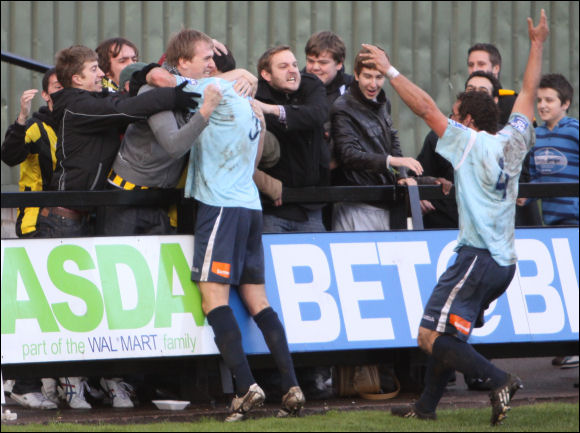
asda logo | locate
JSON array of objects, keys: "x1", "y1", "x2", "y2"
[{"x1": 1, "y1": 243, "x2": 205, "y2": 334}]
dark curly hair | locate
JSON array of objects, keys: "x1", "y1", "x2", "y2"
[
  {"x1": 465, "y1": 70, "x2": 501, "y2": 98},
  {"x1": 456, "y1": 91, "x2": 499, "y2": 134}
]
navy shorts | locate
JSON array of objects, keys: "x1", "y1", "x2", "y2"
[
  {"x1": 191, "y1": 202, "x2": 265, "y2": 286},
  {"x1": 420, "y1": 246, "x2": 516, "y2": 341}
]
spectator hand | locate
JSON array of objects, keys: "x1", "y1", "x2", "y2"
[
  {"x1": 420, "y1": 200, "x2": 436, "y2": 215},
  {"x1": 435, "y1": 177, "x2": 453, "y2": 195},
  {"x1": 174, "y1": 81, "x2": 202, "y2": 111},
  {"x1": 250, "y1": 99, "x2": 266, "y2": 129},
  {"x1": 18, "y1": 89, "x2": 39, "y2": 125},
  {"x1": 516, "y1": 197, "x2": 528, "y2": 207},
  {"x1": 398, "y1": 177, "x2": 418, "y2": 186},
  {"x1": 390, "y1": 156, "x2": 423, "y2": 175}
]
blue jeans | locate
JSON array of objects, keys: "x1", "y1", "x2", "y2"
[
  {"x1": 99, "y1": 205, "x2": 174, "y2": 236},
  {"x1": 36, "y1": 210, "x2": 90, "y2": 238},
  {"x1": 262, "y1": 209, "x2": 326, "y2": 233}
]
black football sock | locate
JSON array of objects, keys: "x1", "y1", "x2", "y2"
[
  {"x1": 253, "y1": 307, "x2": 298, "y2": 393},
  {"x1": 207, "y1": 305, "x2": 254, "y2": 396},
  {"x1": 432, "y1": 334, "x2": 508, "y2": 388},
  {"x1": 415, "y1": 356, "x2": 454, "y2": 414}
]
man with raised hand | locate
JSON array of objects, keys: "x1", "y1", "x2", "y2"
[{"x1": 361, "y1": 9, "x2": 549, "y2": 426}]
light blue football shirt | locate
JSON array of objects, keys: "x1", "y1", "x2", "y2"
[
  {"x1": 436, "y1": 113, "x2": 535, "y2": 266},
  {"x1": 179, "y1": 76, "x2": 262, "y2": 210}
]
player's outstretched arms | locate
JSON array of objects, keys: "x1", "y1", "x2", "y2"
[{"x1": 511, "y1": 9, "x2": 549, "y2": 122}]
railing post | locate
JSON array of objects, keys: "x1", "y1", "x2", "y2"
[{"x1": 407, "y1": 184, "x2": 424, "y2": 230}]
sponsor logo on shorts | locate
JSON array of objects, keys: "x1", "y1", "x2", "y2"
[
  {"x1": 422, "y1": 315, "x2": 435, "y2": 323},
  {"x1": 450, "y1": 314, "x2": 471, "y2": 335},
  {"x1": 191, "y1": 266, "x2": 199, "y2": 273},
  {"x1": 212, "y1": 261, "x2": 231, "y2": 278}
]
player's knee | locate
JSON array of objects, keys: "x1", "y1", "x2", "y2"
[{"x1": 202, "y1": 299, "x2": 220, "y2": 316}]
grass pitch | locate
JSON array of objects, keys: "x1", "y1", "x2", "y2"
[{"x1": 1, "y1": 402, "x2": 578, "y2": 432}]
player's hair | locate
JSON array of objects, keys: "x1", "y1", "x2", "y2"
[
  {"x1": 456, "y1": 91, "x2": 499, "y2": 134},
  {"x1": 214, "y1": 46, "x2": 236, "y2": 73},
  {"x1": 96, "y1": 37, "x2": 138, "y2": 75},
  {"x1": 465, "y1": 70, "x2": 501, "y2": 98},
  {"x1": 55, "y1": 45, "x2": 98, "y2": 89},
  {"x1": 42, "y1": 68, "x2": 57, "y2": 93},
  {"x1": 165, "y1": 29, "x2": 213, "y2": 67},
  {"x1": 353, "y1": 45, "x2": 386, "y2": 75},
  {"x1": 257, "y1": 45, "x2": 293, "y2": 76},
  {"x1": 305, "y1": 31, "x2": 346, "y2": 64},
  {"x1": 468, "y1": 43, "x2": 502, "y2": 69},
  {"x1": 540, "y1": 73, "x2": 574, "y2": 110}
]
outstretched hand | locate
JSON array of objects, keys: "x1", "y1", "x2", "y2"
[{"x1": 528, "y1": 9, "x2": 549, "y2": 44}]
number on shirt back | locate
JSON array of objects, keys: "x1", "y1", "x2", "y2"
[
  {"x1": 494, "y1": 157, "x2": 510, "y2": 200},
  {"x1": 249, "y1": 111, "x2": 260, "y2": 140}
]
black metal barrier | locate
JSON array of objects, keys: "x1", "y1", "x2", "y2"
[
  {"x1": 2, "y1": 182, "x2": 578, "y2": 231},
  {"x1": 1, "y1": 50, "x2": 52, "y2": 73}
]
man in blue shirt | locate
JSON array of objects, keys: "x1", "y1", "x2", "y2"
[
  {"x1": 162, "y1": 30, "x2": 305, "y2": 422},
  {"x1": 361, "y1": 9, "x2": 549, "y2": 426}
]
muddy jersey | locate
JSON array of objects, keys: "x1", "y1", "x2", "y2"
[
  {"x1": 180, "y1": 77, "x2": 262, "y2": 210},
  {"x1": 436, "y1": 113, "x2": 535, "y2": 265}
]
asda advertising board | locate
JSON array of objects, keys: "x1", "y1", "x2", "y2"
[{"x1": 1, "y1": 228, "x2": 578, "y2": 364}]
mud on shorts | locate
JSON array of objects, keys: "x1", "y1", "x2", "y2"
[
  {"x1": 191, "y1": 202, "x2": 265, "y2": 286},
  {"x1": 420, "y1": 246, "x2": 516, "y2": 341}
]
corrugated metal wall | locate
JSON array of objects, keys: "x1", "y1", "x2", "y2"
[{"x1": 2, "y1": 1, "x2": 579, "y2": 188}]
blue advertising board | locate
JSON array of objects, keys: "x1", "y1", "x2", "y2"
[{"x1": 1, "y1": 227, "x2": 578, "y2": 364}]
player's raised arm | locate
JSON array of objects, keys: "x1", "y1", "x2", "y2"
[
  {"x1": 360, "y1": 44, "x2": 449, "y2": 138},
  {"x1": 511, "y1": 9, "x2": 549, "y2": 122}
]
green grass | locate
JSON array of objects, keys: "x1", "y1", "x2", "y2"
[{"x1": 1, "y1": 403, "x2": 578, "y2": 432}]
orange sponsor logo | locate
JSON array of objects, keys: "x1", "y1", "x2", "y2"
[
  {"x1": 212, "y1": 261, "x2": 231, "y2": 278},
  {"x1": 450, "y1": 314, "x2": 471, "y2": 335}
]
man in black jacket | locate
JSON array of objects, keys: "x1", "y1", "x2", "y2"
[
  {"x1": 37, "y1": 44, "x2": 199, "y2": 238},
  {"x1": 304, "y1": 31, "x2": 354, "y2": 193},
  {"x1": 331, "y1": 46, "x2": 423, "y2": 231},
  {"x1": 253, "y1": 45, "x2": 331, "y2": 399},
  {"x1": 254, "y1": 45, "x2": 330, "y2": 233}
]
